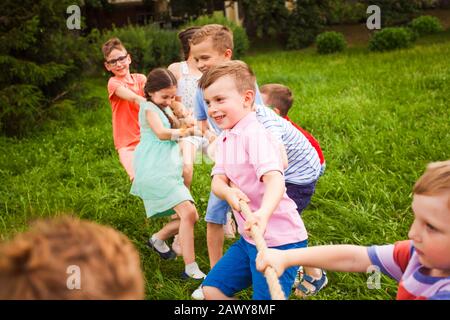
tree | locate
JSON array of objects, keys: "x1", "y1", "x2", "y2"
[{"x1": 0, "y1": 0, "x2": 92, "y2": 136}]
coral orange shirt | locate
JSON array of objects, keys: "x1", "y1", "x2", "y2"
[{"x1": 107, "y1": 73, "x2": 146, "y2": 150}]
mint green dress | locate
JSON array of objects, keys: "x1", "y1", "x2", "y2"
[{"x1": 130, "y1": 101, "x2": 193, "y2": 218}]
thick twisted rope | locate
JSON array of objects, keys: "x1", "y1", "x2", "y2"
[{"x1": 239, "y1": 200, "x2": 286, "y2": 300}]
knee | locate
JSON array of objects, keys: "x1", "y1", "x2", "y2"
[
  {"x1": 202, "y1": 286, "x2": 220, "y2": 300},
  {"x1": 181, "y1": 206, "x2": 198, "y2": 224}
]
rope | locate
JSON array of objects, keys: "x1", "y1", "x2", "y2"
[{"x1": 239, "y1": 200, "x2": 286, "y2": 300}]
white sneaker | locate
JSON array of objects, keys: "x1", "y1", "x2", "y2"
[{"x1": 191, "y1": 286, "x2": 204, "y2": 300}]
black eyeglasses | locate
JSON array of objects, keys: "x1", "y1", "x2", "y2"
[{"x1": 106, "y1": 54, "x2": 128, "y2": 67}]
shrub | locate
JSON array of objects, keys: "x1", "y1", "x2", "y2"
[
  {"x1": 409, "y1": 15, "x2": 444, "y2": 36},
  {"x1": 369, "y1": 27, "x2": 416, "y2": 52},
  {"x1": 100, "y1": 24, "x2": 180, "y2": 74},
  {"x1": 183, "y1": 12, "x2": 249, "y2": 59},
  {"x1": 316, "y1": 31, "x2": 347, "y2": 54}
]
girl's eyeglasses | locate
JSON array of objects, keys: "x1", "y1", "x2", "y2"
[{"x1": 106, "y1": 54, "x2": 128, "y2": 67}]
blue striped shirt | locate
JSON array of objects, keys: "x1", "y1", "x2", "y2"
[{"x1": 255, "y1": 105, "x2": 321, "y2": 185}]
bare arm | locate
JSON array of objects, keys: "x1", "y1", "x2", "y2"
[
  {"x1": 244, "y1": 171, "x2": 285, "y2": 235},
  {"x1": 212, "y1": 175, "x2": 249, "y2": 211},
  {"x1": 256, "y1": 245, "x2": 372, "y2": 277},
  {"x1": 114, "y1": 86, "x2": 146, "y2": 105},
  {"x1": 258, "y1": 171, "x2": 285, "y2": 220},
  {"x1": 146, "y1": 110, "x2": 193, "y2": 141}
]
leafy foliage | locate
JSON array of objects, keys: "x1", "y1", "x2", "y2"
[
  {"x1": 0, "y1": 0, "x2": 93, "y2": 136},
  {"x1": 409, "y1": 15, "x2": 444, "y2": 36},
  {"x1": 316, "y1": 31, "x2": 347, "y2": 54},
  {"x1": 99, "y1": 24, "x2": 180, "y2": 74},
  {"x1": 369, "y1": 27, "x2": 416, "y2": 52}
]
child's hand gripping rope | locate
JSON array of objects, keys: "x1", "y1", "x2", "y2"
[{"x1": 238, "y1": 199, "x2": 286, "y2": 300}]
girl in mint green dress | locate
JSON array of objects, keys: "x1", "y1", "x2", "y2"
[{"x1": 131, "y1": 68, "x2": 206, "y2": 280}]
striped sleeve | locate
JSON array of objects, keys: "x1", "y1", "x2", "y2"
[{"x1": 367, "y1": 240, "x2": 413, "y2": 282}]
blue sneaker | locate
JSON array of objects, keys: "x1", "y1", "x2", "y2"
[{"x1": 147, "y1": 238, "x2": 176, "y2": 260}]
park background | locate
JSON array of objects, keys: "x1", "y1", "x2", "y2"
[{"x1": 1, "y1": 0, "x2": 449, "y2": 299}]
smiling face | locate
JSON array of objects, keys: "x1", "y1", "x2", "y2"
[
  {"x1": 408, "y1": 193, "x2": 450, "y2": 277},
  {"x1": 190, "y1": 38, "x2": 232, "y2": 74},
  {"x1": 148, "y1": 86, "x2": 177, "y2": 108},
  {"x1": 204, "y1": 75, "x2": 254, "y2": 130},
  {"x1": 104, "y1": 48, "x2": 131, "y2": 78}
]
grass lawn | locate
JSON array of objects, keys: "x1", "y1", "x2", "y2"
[{"x1": 0, "y1": 31, "x2": 449, "y2": 300}]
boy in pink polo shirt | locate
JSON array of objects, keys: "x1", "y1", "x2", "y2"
[
  {"x1": 102, "y1": 38, "x2": 147, "y2": 180},
  {"x1": 199, "y1": 60, "x2": 308, "y2": 300}
]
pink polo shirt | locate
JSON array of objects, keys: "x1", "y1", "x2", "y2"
[{"x1": 212, "y1": 112, "x2": 308, "y2": 247}]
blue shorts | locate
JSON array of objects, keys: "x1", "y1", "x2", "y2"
[
  {"x1": 204, "y1": 191, "x2": 230, "y2": 225},
  {"x1": 202, "y1": 237, "x2": 308, "y2": 300},
  {"x1": 285, "y1": 180, "x2": 317, "y2": 215}
]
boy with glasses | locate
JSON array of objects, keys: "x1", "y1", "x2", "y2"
[{"x1": 102, "y1": 38, "x2": 147, "y2": 180}]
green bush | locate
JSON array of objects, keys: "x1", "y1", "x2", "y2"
[
  {"x1": 240, "y1": 0, "x2": 289, "y2": 39},
  {"x1": 324, "y1": 0, "x2": 366, "y2": 24},
  {"x1": 285, "y1": 0, "x2": 326, "y2": 50},
  {"x1": 316, "y1": 31, "x2": 347, "y2": 54},
  {"x1": 369, "y1": 27, "x2": 416, "y2": 52},
  {"x1": 410, "y1": 15, "x2": 444, "y2": 36},
  {"x1": 100, "y1": 24, "x2": 180, "y2": 75},
  {"x1": 183, "y1": 12, "x2": 249, "y2": 59}
]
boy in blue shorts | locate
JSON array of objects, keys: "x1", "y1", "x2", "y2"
[
  {"x1": 200, "y1": 60, "x2": 309, "y2": 300},
  {"x1": 190, "y1": 25, "x2": 327, "y2": 299}
]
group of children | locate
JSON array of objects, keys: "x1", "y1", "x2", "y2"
[
  {"x1": 102, "y1": 24, "x2": 333, "y2": 299},
  {"x1": 1, "y1": 23, "x2": 447, "y2": 300},
  {"x1": 101, "y1": 23, "x2": 450, "y2": 300}
]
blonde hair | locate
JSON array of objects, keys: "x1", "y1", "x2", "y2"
[
  {"x1": 190, "y1": 24, "x2": 234, "y2": 55},
  {"x1": 0, "y1": 216, "x2": 145, "y2": 300},
  {"x1": 102, "y1": 37, "x2": 126, "y2": 59},
  {"x1": 198, "y1": 60, "x2": 256, "y2": 94},
  {"x1": 414, "y1": 160, "x2": 450, "y2": 205},
  {"x1": 260, "y1": 84, "x2": 294, "y2": 117}
]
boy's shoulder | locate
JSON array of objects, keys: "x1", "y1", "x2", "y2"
[{"x1": 108, "y1": 73, "x2": 146, "y2": 84}]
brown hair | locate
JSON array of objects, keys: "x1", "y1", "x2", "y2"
[
  {"x1": 0, "y1": 216, "x2": 145, "y2": 300},
  {"x1": 144, "y1": 68, "x2": 178, "y2": 128},
  {"x1": 190, "y1": 24, "x2": 234, "y2": 55},
  {"x1": 260, "y1": 84, "x2": 294, "y2": 117},
  {"x1": 198, "y1": 60, "x2": 256, "y2": 96},
  {"x1": 178, "y1": 26, "x2": 201, "y2": 60},
  {"x1": 414, "y1": 160, "x2": 450, "y2": 206},
  {"x1": 102, "y1": 37, "x2": 126, "y2": 59}
]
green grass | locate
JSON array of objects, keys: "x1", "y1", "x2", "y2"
[{"x1": 1, "y1": 32, "x2": 449, "y2": 300}]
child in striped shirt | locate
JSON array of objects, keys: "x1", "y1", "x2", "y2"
[
  {"x1": 257, "y1": 160, "x2": 450, "y2": 300},
  {"x1": 260, "y1": 83, "x2": 325, "y2": 176}
]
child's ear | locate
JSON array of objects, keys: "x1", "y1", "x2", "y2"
[
  {"x1": 243, "y1": 90, "x2": 255, "y2": 108},
  {"x1": 224, "y1": 49, "x2": 233, "y2": 60},
  {"x1": 273, "y1": 107, "x2": 281, "y2": 115}
]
